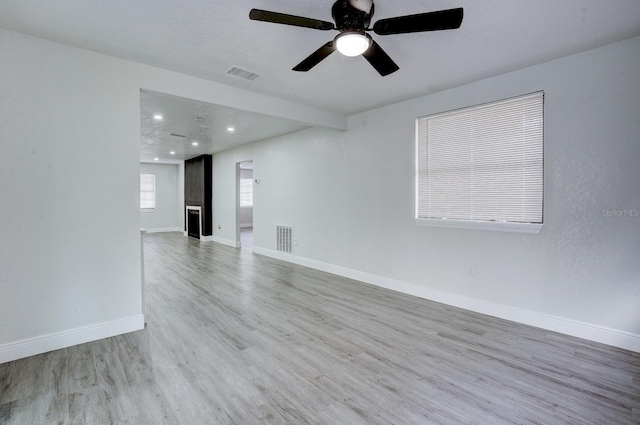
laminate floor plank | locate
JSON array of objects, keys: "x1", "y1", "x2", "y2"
[
  {"x1": 1, "y1": 231, "x2": 638, "y2": 424},
  {"x1": 0, "y1": 349, "x2": 68, "y2": 405},
  {"x1": 0, "y1": 392, "x2": 67, "y2": 425}
]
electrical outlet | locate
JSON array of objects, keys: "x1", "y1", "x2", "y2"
[
  {"x1": 217, "y1": 224, "x2": 221, "y2": 230},
  {"x1": 294, "y1": 238, "x2": 298, "y2": 246},
  {"x1": 467, "y1": 265, "x2": 475, "y2": 277}
]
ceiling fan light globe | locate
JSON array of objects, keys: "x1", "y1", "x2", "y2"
[{"x1": 336, "y1": 32, "x2": 371, "y2": 57}]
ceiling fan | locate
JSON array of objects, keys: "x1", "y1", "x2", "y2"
[{"x1": 249, "y1": 0, "x2": 463, "y2": 76}]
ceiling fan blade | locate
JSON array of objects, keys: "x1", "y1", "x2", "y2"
[
  {"x1": 249, "y1": 9, "x2": 335, "y2": 31},
  {"x1": 362, "y1": 40, "x2": 399, "y2": 76},
  {"x1": 293, "y1": 41, "x2": 337, "y2": 72},
  {"x1": 373, "y1": 8, "x2": 463, "y2": 35}
]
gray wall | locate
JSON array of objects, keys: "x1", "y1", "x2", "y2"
[
  {"x1": 140, "y1": 162, "x2": 181, "y2": 231},
  {"x1": 211, "y1": 36, "x2": 640, "y2": 348}
]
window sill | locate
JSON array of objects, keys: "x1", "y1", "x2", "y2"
[
  {"x1": 416, "y1": 218, "x2": 542, "y2": 234},
  {"x1": 141, "y1": 208, "x2": 156, "y2": 213}
]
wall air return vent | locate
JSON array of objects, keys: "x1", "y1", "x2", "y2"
[
  {"x1": 276, "y1": 225, "x2": 293, "y2": 254},
  {"x1": 226, "y1": 67, "x2": 261, "y2": 81}
]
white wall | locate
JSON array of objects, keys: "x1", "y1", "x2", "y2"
[
  {"x1": 0, "y1": 28, "x2": 342, "y2": 363},
  {"x1": 1, "y1": 24, "x2": 637, "y2": 361},
  {"x1": 140, "y1": 162, "x2": 181, "y2": 232},
  {"x1": 211, "y1": 36, "x2": 640, "y2": 351},
  {"x1": 0, "y1": 29, "x2": 143, "y2": 359}
]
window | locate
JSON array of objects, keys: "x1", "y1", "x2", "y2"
[
  {"x1": 416, "y1": 92, "x2": 544, "y2": 233},
  {"x1": 140, "y1": 173, "x2": 156, "y2": 211},
  {"x1": 239, "y1": 177, "x2": 253, "y2": 208}
]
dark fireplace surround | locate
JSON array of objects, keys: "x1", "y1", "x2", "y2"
[{"x1": 184, "y1": 154, "x2": 212, "y2": 239}]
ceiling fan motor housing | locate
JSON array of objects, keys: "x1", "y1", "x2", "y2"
[{"x1": 332, "y1": 0, "x2": 373, "y2": 31}]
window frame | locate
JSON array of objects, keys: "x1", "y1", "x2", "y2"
[
  {"x1": 239, "y1": 176, "x2": 253, "y2": 208},
  {"x1": 415, "y1": 92, "x2": 544, "y2": 234},
  {"x1": 140, "y1": 173, "x2": 156, "y2": 212}
]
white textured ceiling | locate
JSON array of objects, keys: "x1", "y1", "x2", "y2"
[
  {"x1": 2, "y1": 1, "x2": 640, "y2": 161},
  {"x1": 1, "y1": 0, "x2": 639, "y2": 116},
  {"x1": 140, "y1": 90, "x2": 310, "y2": 162}
]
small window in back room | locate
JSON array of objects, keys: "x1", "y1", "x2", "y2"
[
  {"x1": 415, "y1": 91, "x2": 544, "y2": 233},
  {"x1": 140, "y1": 173, "x2": 156, "y2": 211},
  {"x1": 240, "y1": 174, "x2": 253, "y2": 208}
]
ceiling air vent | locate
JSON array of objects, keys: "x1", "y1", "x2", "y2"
[
  {"x1": 226, "y1": 67, "x2": 261, "y2": 81},
  {"x1": 194, "y1": 117, "x2": 211, "y2": 129}
]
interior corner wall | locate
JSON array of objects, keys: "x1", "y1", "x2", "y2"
[
  {"x1": 0, "y1": 26, "x2": 344, "y2": 363},
  {"x1": 140, "y1": 162, "x2": 181, "y2": 231},
  {"x1": 211, "y1": 36, "x2": 640, "y2": 348},
  {"x1": 0, "y1": 29, "x2": 144, "y2": 361}
]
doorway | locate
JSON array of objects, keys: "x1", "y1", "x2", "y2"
[{"x1": 237, "y1": 160, "x2": 253, "y2": 249}]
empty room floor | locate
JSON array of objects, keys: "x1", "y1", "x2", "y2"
[
  {"x1": 241, "y1": 227, "x2": 253, "y2": 249},
  {"x1": 1, "y1": 232, "x2": 638, "y2": 424}
]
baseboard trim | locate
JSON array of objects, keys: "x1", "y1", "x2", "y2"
[
  {"x1": 213, "y1": 236, "x2": 241, "y2": 248},
  {"x1": 0, "y1": 315, "x2": 145, "y2": 364},
  {"x1": 143, "y1": 227, "x2": 181, "y2": 233},
  {"x1": 252, "y1": 247, "x2": 640, "y2": 353},
  {"x1": 182, "y1": 232, "x2": 214, "y2": 242}
]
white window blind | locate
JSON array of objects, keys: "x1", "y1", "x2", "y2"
[
  {"x1": 416, "y1": 92, "x2": 543, "y2": 226},
  {"x1": 140, "y1": 173, "x2": 156, "y2": 211},
  {"x1": 239, "y1": 178, "x2": 253, "y2": 208}
]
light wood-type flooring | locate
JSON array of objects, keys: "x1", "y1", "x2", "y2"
[{"x1": 1, "y1": 232, "x2": 639, "y2": 424}]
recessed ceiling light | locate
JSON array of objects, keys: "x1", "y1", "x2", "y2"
[
  {"x1": 227, "y1": 127, "x2": 235, "y2": 132},
  {"x1": 154, "y1": 157, "x2": 159, "y2": 161},
  {"x1": 192, "y1": 141, "x2": 198, "y2": 146},
  {"x1": 153, "y1": 115, "x2": 163, "y2": 120},
  {"x1": 170, "y1": 151, "x2": 175, "y2": 155}
]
